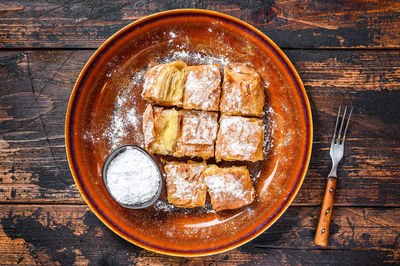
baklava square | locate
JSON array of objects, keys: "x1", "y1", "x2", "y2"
[
  {"x1": 219, "y1": 63, "x2": 265, "y2": 117},
  {"x1": 173, "y1": 110, "x2": 219, "y2": 159},
  {"x1": 165, "y1": 161, "x2": 207, "y2": 208},
  {"x1": 183, "y1": 64, "x2": 221, "y2": 111},
  {"x1": 204, "y1": 165, "x2": 255, "y2": 211},
  {"x1": 141, "y1": 61, "x2": 187, "y2": 106},
  {"x1": 215, "y1": 115, "x2": 264, "y2": 162},
  {"x1": 142, "y1": 104, "x2": 181, "y2": 155}
]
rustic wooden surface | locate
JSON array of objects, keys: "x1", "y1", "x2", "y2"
[
  {"x1": 2, "y1": 0, "x2": 400, "y2": 49},
  {"x1": 0, "y1": 1, "x2": 399, "y2": 265}
]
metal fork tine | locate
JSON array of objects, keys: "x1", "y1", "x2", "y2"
[
  {"x1": 332, "y1": 106, "x2": 341, "y2": 144},
  {"x1": 341, "y1": 107, "x2": 353, "y2": 144},
  {"x1": 337, "y1": 106, "x2": 347, "y2": 143}
]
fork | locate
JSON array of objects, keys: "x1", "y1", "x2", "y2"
[{"x1": 314, "y1": 106, "x2": 353, "y2": 247}]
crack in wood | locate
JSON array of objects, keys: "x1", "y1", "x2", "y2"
[
  {"x1": 38, "y1": 118, "x2": 69, "y2": 187},
  {"x1": 36, "y1": 51, "x2": 74, "y2": 97}
]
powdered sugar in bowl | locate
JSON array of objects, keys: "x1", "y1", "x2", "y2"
[{"x1": 101, "y1": 145, "x2": 163, "y2": 209}]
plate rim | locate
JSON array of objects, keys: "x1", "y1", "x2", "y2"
[{"x1": 65, "y1": 8, "x2": 313, "y2": 257}]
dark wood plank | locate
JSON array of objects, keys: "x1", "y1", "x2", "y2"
[
  {"x1": 286, "y1": 49, "x2": 400, "y2": 206},
  {"x1": 0, "y1": 205, "x2": 398, "y2": 264},
  {"x1": 0, "y1": 50, "x2": 399, "y2": 205},
  {"x1": 0, "y1": 50, "x2": 88, "y2": 203},
  {"x1": 1, "y1": 0, "x2": 400, "y2": 49}
]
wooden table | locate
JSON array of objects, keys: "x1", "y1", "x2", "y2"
[{"x1": 1, "y1": 1, "x2": 399, "y2": 264}]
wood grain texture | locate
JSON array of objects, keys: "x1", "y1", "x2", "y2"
[
  {"x1": 1, "y1": 1, "x2": 399, "y2": 264},
  {"x1": 1, "y1": 49, "x2": 399, "y2": 205},
  {"x1": 1, "y1": 0, "x2": 400, "y2": 48},
  {"x1": 315, "y1": 177, "x2": 337, "y2": 246},
  {"x1": 0, "y1": 205, "x2": 398, "y2": 264},
  {"x1": 0, "y1": 50, "x2": 88, "y2": 203}
]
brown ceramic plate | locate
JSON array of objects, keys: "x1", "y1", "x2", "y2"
[{"x1": 65, "y1": 9, "x2": 312, "y2": 256}]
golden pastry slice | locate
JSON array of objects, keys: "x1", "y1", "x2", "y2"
[
  {"x1": 141, "y1": 61, "x2": 187, "y2": 106},
  {"x1": 215, "y1": 114, "x2": 264, "y2": 162},
  {"x1": 142, "y1": 104, "x2": 181, "y2": 155},
  {"x1": 183, "y1": 64, "x2": 221, "y2": 111},
  {"x1": 165, "y1": 161, "x2": 207, "y2": 208},
  {"x1": 204, "y1": 165, "x2": 255, "y2": 211},
  {"x1": 220, "y1": 63, "x2": 265, "y2": 117},
  {"x1": 173, "y1": 110, "x2": 218, "y2": 159}
]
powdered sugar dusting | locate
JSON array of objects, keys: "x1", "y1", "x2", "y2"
[
  {"x1": 220, "y1": 63, "x2": 264, "y2": 117},
  {"x1": 205, "y1": 173, "x2": 246, "y2": 200},
  {"x1": 103, "y1": 95, "x2": 132, "y2": 150},
  {"x1": 165, "y1": 162, "x2": 206, "y2": 202},
  {"x1": 154, "y1": 200, "x2": 176, "y2": 212},
  {"x1": 218, "y1": 115, "x2": 264, "y2": 160},
  {"x1": 102, "y1": 70, "x2": 145, "y2": 150},
  {"x1": 169, "y1": 31, "x2": 177, "y2": 38},
  {"x1": 167, "y1": 50, "x2": 231, "y2": 68},
  {"x1": 142, "y1": 64, "x2": 164, "y2": 98},
  {"x1": 84, "y1": 131, "x2": 101, "y2": 144},
  {"x1": 183, "y1": 65, "x2": 221, "y2": 111},
  {"x1": 180, "y1": 110, "x2": 218, "y2": 145},
  {"x1": 263, "y1": 106, "x2": 276, "y2": 154},
  {"x1": 127, "y1": 108, "x2": 139, "y2": 126}
]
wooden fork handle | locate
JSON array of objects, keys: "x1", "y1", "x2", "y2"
[{"x1": 314, "y1": 176, "x2": 337, "y2": 247}]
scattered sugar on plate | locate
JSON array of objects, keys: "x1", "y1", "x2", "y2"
[
  {"x1": 154, "y1": 200, "x2": 176, "y2": 212},
  {"x1": 263, "y1": 106, "x2": 275, "y2": 154},
  {"x1": 169, "y1": 31, "x2": 177, "y2": 38},
  {"x1": 102, "y1": 70, "x2": 146, "y2": 150},
  {"x1": 106, "y1": 146, "x2": 161, "y2": 205},
  {"x1": 167, "y1": 50, "x2": 231, "y2": 68}
]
